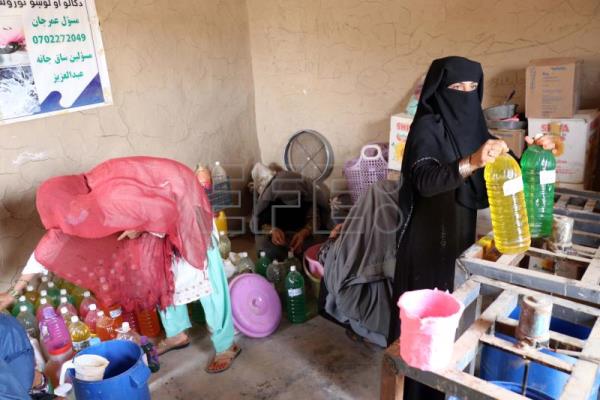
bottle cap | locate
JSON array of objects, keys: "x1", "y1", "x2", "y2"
[
  {"x1": 60, "y1": 296, "x2": 68, "y2": 304},
  {"x1": 40, "y1": 298, "x2": 47, "y2": 305},
  {"x1": 20, "y1": 305, "x2": 27, "y2": 312},
  {"x1": 97, "y1": 310, "x2": 105, "y2": 317},
  {"x1": 121, "y1": 322, "x2": 130, "y2": 332},
  {"x1": 220, "y1": 231, "x2": 226, "y2": 235},
  {"x1": 241, "y1": 252, "x2": 248, "y2": 258},
  {"x1": 60, "y1": 289, "x2": 67, "y2": 295},
  {"x1": 290, "y1": 266, "x2": 296, "y2": 272},
  {"x1": 40, "y1": 290, "x2": 47, "y2": 297},
  {"x1": 42, "y1": 270, "x2": 49, "y2": 276},
  {"x1": 18, "y1": 295, "x2": 26, "y2": 302},
  {"x1": 89, "y1": 303, "x2": 97, "y2": 311},
  {"x1": 288, "y1": 251, "x2": 294, "y2": 258},
  {"x1": 41, "y1": 275, "x2": 48, "y2": 282},
  {"x1": 26, "y1": 285, "x2": 34, "y2": 291},
  {"x1": 273, "y1": 260, "x2": 279, "y2": 265},
  {"x1": 215, "y1": 161, "x2": 221, "y2": 166},
  {"x1": 48, "y1": 282, "x2": 55, "y2": 288},
  {"x1": 70, "y1": 316, "x2": 79, "y2": 323},
  {"x1": 83, "y1": 291, "x2": 91, "y2": 298},
  {"x1": 260, "y1": 251, "x2": 266, "y2": 257},
  {"x1": 60, "y1": 307, "x2": 68, "y2": 314}
]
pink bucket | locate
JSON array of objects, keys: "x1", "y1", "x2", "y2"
[
  {"x1": 304, "y1": 244, "x2": 324, "y2": 279},
  {"x1": 397, "y1": 289, "x2": 464, "y2": 371}
]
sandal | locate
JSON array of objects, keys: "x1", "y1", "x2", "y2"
[
  {"x1": 156, "y1": 336, "x2": 191, "y2": 356},
  {"x1": 205, "y1": 343, "x2": 241, "y2": 374}
]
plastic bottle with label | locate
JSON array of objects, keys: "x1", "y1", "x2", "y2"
[
  {"x1": 211, "y1": 161, "x2": 228, "y2": 186},
  {"x1": 78, "y1": 291, "x2": 97, "y2": 319},
  {"x1": 39, "y1": 307, "x2": 72, "y2": 353},
  {"x1": 256, "y1": 251, "x2": 271, "y2": 277},
  {"x1": 101, "y1": 303, "x2": 124, "y2": 328},
  {"x1": 484, "y1": 154, "x2": 531, "y2": 254},
  {"x1": 11, "y1": 295, "x2": 34, "y2": 317},
  {"x1": 36, "y1": 297, "x2": 53, "y2": 321},
  {"x1": 521, "y1": 145, "x2": 556, "y2": 238},
  {"x1": 116, "y1": 322, "x2": 141, "y2": 344},
  {"x1": 215, "y1": 210, "x2": 228, "y2": 234},
  {"x1": 285, "y1": 266, "x2": 306, "y2": 324},
  {"x1": 218, "y1": 231, "x2": 231, "y2": 259},
  {"x1": 266, "y1": 260, "x2": 285, "y2": 297},
  {"x1": 46, "y1": 282, "x2": 60, "y2": 307},
  {"x1": 17, "y1": 305, "x2": 39, "y2": 338},
  {"x1": 68, "y1": 316, "x2": 91, "y2": 352}
]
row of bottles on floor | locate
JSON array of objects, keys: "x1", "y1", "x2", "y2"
[{"x1": 485, "y1": 145, "x2": 556, "y2": 254}]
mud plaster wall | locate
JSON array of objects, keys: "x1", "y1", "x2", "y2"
[
  {"x1": 0, "y1": 0, "x2": 260, "y2": 289},
  {"x1": 247, "y1": 0, "x2": 600, "y2": 184}
]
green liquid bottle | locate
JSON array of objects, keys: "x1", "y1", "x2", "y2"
[
  {"x1": 484, "y1": 154, "x2": 531, "y2": 254},
  {"x1": 285, "y1": 266, "x2": 306, "y2": 324},
  {"x1": 46, "y1": 282, "x2": 61, "y2": 308},
  {"x1": 521, "y1": 145, "x2": 556, "y2": 238},
  {"x1": 256, "y1": 251, "x2": 271, "y2": 277},
  {"x1": 12, "y1": 295, "x2": 34, "y2": 317}
]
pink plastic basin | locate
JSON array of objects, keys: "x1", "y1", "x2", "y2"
[
  {"x1": 397, "y1": 289, "x2": 464, "y2": 371},
  {"x1": 304, "y1": 244, "x2": 324, "y2": 279}
]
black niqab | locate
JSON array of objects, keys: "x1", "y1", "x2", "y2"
[{"x1": 403, "y1": 56, "x2": 491, "y2": 209}]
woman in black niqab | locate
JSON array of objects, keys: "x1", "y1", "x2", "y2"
[{"x1": 393, "y1": 56, "x2": 510, "y2": 399}]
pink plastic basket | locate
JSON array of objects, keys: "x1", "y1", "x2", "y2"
[{"x1": 344, "y1": 143, "x2": 389, "y2": 203}]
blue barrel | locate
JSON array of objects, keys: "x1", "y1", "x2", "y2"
[
  {"x1": 449, "y1": 381, "x2": 553, "y2": 400},
  {"x1": 67, "y1": 340, "x2": 151, "y2": 400},
  {"x1": 481, "y1": 307, "x2": 599, "y2": 399}
]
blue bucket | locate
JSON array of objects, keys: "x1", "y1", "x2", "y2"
[
  {"x1": 480, "y1": 307, "x2": 599, "y2": 399},
  {"x1": 67, "y1": 340, "x2": 151, "y2": 400},
  {"x1": 449, "y1": 381, "x2": 553, "y2": 400}
]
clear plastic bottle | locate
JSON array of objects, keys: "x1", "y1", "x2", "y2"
[
  {"x1": 25, "y1": 285, "x2": 39, "y2": 306},
  {"x1": 84, "y1": 303, "x2": 99, "y2": 334},
  {"x1": 35, "y1": 297, "x2": 53, "y2": 321},
  {"x1": 59, "y1": 305, "x2": 76, "y2": 324},
  {"x1": 122, "y1": 310, "x2": 140, "y2": 333},
  {"x1": 135, "y1": 308, "x2": 161, "y2": 338},
  {"x1": 256, "y1": 251, "x2": 271, "y2": 277},
  {"x1": 17, "y1": 305, "x2": 39, "y2": 338},
  {"x1": 95, "y1": 310, "x2": 116, "y2": 341},
  {"x1": 285, "y1": 266, "x2": 306, "y2": 324},
  {"x1": 58, "y1": 296, "x2": 78, "y2": 317},
  {"x1": 218, "y1": 231, "x2": 231, "y2": 259},
  {"x1": 11, "y1": 295, "x2": 34, "y2": 317},
  {"x1": 266, "y1": 260, "x2": 285, "y2": 296},
  {"x1": 68, "y1": 316, "x2": 91, "y2": 352},
  {"x1": 284, "y1": 251, "x2": 302, "y2": 275},
  {"x1": 215, "y1": 210, "x2": 228, "y2": 234},
  {"x1": 36, "y1": 290, "x2": 49, "y2": 310},
  {"x1": 38, "y1": 275, "x2": 50, "y2": 293},
  {"x1": 116, "y1": 322, "x2": 141, "y2": 344},
  {"x1": 521, "y1": 145, "x2": 556, "y2": 238},
  {"x1": 211, "y1": 161, "x2": 228, "y2": 186},
  {"x1": 59, "y1": 289, "x2": 75, "y2": 305},
  {"x1": 79, "y1": 291, "x2": 97, "y2": 319},
  {"x1": 484, "y1": 154, "x2": 531, "y2": 254},
  {"x1": 237, "y1": 252, "x2": 255, "y2": 274},
  {"x1": 46, "y1": 282, "x2": 60, "y2": 307},
  {"x1": 39, "y1": 307, "x2": 72, "y2": 353}
]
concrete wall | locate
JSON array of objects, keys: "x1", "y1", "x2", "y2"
[
  {"x1": 0, "y1": 0, "x2": 260, "y2": 289},
  {"x1": 247, "y1": 0, "x2": 600, "y2": 179}
]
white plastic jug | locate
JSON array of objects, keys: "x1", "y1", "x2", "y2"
[{"x1": 59, "y1": 354, "x2": 110, "y2": 382}]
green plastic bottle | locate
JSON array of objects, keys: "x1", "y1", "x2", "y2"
[
  {"x1": 46, "y1": 282, "x2": 61, "y2": 307},
  {"x1": 521, "y1": 145, "x2": 556, "y2": 238},
  {"x1": 256, "y1": 251, "x2": 271, "y2": 277},
  {"x1": 484, "y1": 154, "x2": 531, "y2": 254},
  {"x1": 11, "y1": 295, "x2": 34, "y2": 317},
  {"x1": 285, "y1": 266, "x2": 306, "y2": 324}
]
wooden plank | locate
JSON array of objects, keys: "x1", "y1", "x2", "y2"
[
  {"x1": 584, "y1": 199, "x2": 597, "y2": 213},
  {"x1": 497, "y1": 253, "x2": 522, "y2": 266},
  {"x1": 496, "y1": 316, "x2": 585, "y2": 350},
  {"x1": 451, "y1": 278, "x2": 480, "y2": 307},
  {"x1": 380, "y1": 354, "x2": 403, "y2": 400},
  {"x1": 461, "y1": 258, "x2": 600, "y2": 305},
  {"x1": 580, "y1": 246, "x2": 600, "y2": 285},
  {"x1": 479, "y1": 334, "x2": 574, "y2": 373},
  {"x1": 555, "y1": 193, "x2": 570, "y2": 209},
  {"x1": 451, "y1": 290, "x2": 518, "y2": 371},
  {"x1": 559, "y1": 317, "x2": 600, "y2": 400}
]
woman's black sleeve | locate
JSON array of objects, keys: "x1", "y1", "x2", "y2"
[{"x1": 411, "y1": 159, "x2": 465, "y2": 197}]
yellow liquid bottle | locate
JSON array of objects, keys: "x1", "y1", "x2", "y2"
[
  {"x1": 484, "y1": 154, "x2": 531, "y2": 254},
  {"x1": 68, "y1": 316, "x2": 92, "y2": 352}
]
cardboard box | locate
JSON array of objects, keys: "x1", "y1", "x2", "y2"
[
  {"x1": 388, "y1": 113, "x2": 413, "y2": 171},
  {"x1": 527, "y1": 109, "x2": 600, "y2": 185},
  {"x1": 526, "y1": 58, "x2": 582, "y2": 118},
  {"x1": 489, "y1": 129, "x2": 526, "y2": 158}
]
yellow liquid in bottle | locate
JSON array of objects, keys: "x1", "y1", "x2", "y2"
[
  {"x1": 69, "y1": 317, "x2": 91, "y2": 352},
  {"x1": 484, "y1": 154, "x2": 531, "y2": 254}
]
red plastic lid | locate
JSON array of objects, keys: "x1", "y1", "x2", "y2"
[
  {"x1": 229, "y1": 274, "x2": 281, "y2": 338},
  {"x1": 48, "y1": 343, "x2": 73, "y2": 356}
]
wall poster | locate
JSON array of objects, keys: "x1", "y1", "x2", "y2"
[{"x1": 0, "y1": 0, "x2": 111, "y2": 125}]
